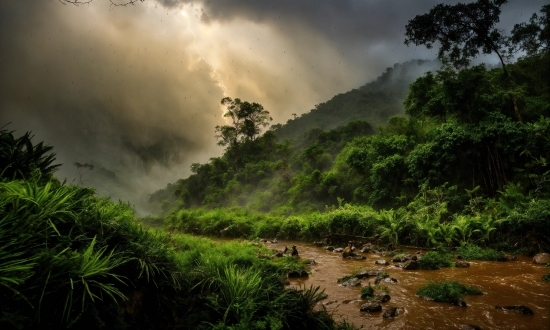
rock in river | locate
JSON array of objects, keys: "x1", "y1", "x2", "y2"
[
  {"x1": 360, "y1": 302, "x2": 382, "y2": 312},
  {"x1": 455, "y1": 261, "x2": 470, "y2": 268},
  {"x1": 375, "y1": 259, "x2": 389, "y2": 266},
  {"x1": 532, "y1": 253, "x2": 550, "y2": 264},
  {"x1": 495, "y1": 305, "x2": 534, "y2": 315},
  {"x1": 402, "y1": 260, "x2": 419, "y2": 270},
  {"x1": 287, "y1": 270, "x2": 308, "y2": 278},
  {"x1": 382, "y1": 307, "x2": 398, "y2": 318}
]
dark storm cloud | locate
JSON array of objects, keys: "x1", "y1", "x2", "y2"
[
  {"x1": 160, "y1": 0, "x2": 548, "y2": 69},
  {"x1": 0, "y1": 0, "x2": 223, "y2": 213}
]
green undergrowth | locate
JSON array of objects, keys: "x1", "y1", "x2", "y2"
[
  {"x1": 360, "y1": 283, "x2": 375, "y2": 300},
  {"x1": 417, "y1": 251, "x2": 454, "y2": 270},
  {"x1": 0, "y1": 177, "x2": 354, "y2": 330},
  {"x1": 455, "y1": 244, "x2": 507, "y2": 261},
  {"x1": 416, "y1": 280, "x2": 483, "y2": 304}
]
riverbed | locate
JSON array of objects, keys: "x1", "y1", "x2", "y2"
[{"x1": 267, "y1": 241, "x2": 550, "y2": 330}]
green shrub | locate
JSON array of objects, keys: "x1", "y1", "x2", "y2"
[
  {"x1": 417, "y1": 280, "x2": 482, "y2": 303},
  {"x1": 455, "y1": 244, "x2": 506, "y2": 261},
  {"x1": 360, "y1": 283, "x2": 375, "y2": 300},
  {"x1": 418, "y1": 251, "x2": 454, "y2": 270}
]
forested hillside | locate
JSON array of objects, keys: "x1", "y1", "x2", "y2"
[
  {"x1": 272, "y1": 59, "x2": 439, "y2": 142},
  {"x1": 152, "y1": 3, "x2": 550, "y2": 253}
]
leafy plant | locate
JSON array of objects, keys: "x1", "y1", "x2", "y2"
[
  {"x1": 417, "y1": 280, "x2": 482, "y2": 304},
  {"x1": 417, "y1": 251, "x2": 454, "y2": 270}
]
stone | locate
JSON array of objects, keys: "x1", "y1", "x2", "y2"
[
  {"x1": 325, "y1": 246, "x2": 335, "y2": 252},
  {"x1": 352, "y1": 255, "x2": 366, "y2": 260},
  {"x1": 355, "y1": 269, "x2": 383, "y2": 279},
  {"x1": 384, "y1": 277, "x2": 398, "y2": 283},
  {"x1": 374, "y1": 293, "x2": 391, "y2": 303},
  {"x1": 451, "y1": 299, "x2": 467, "y2": 307},
  {"x1": 392, "y1": 255, "x2": 403, "y2": 262},
  {"x1": 360, "y1": 302, "x2": 382, "y2": 312},
  {"x1": 495, "y1": 305, "x2": 534, "y2": 315},
  {"x1": 334, "y1": 247, "x2": 344, "y2": 253},
  {"x1": 532, "y1": 253, "x2": 550, "y2": 264},
  {"x1": 287, "y1": 270, "x2": 308, "y2": 278},
  {"x1": 460, "y1": 324, "x2": 482, "y2": 330},
  {"x1": 402, "y1": 260, "x2": 419, "y2": 270},
  {"x1": 455, "y1": 261, "x2": 470, "y2": 268},
  {"x1": 339, "y1": 277, "x2": 362, "y2": 287},
  {"x1": 375, "y1": 259, "x2": 389, "y2": 266},
  {"x1": 504, "y1": 254, "x2": 516, "y2": 261},
  {"x1": 360, "y1": 247, "x2": 371, "y2": 253},
  {"x1": 382, "y1": 307, "x2": 398, "y2": 318}
]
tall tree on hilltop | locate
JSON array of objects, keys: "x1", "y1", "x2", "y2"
[{"x1": 215, "y1": 97, "x2": 272, "y2": 148}]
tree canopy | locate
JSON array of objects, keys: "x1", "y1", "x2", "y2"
[{"x1": 404, "y1": 0, "x2": 509, "y2": 70}]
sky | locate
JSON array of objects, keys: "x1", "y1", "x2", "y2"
[{"x1": 0, "y1": 0, "x2": 545, "y2": 214}]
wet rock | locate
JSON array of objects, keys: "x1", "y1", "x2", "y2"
[
  {"x1": 360, "y1": 302, "x2": 382, "y2": 312},
  {"x1": 455, "y1": 261, "x2": 470, "y2": 268},
  {"x1": 451, "y1": 299, "x2": 467, "y2": 307},
  {"x1": 382, "y1": 307, "x2": 398, "y2": 318},
  {"x1": 314, "y1": 238, "x2": 328, "y2": 246},
  {"x1": 504, "y1": 254, "x2": 516, "y2": 261},
  {"x1": 402, "y1": 260, "x2": 419, "y2": 270},
  {"x1": 272, "y1": 238, "x2": 278, "y2": 243},
  {"x1": 384, "y1": 277, "x2": 398, "y2": 283},
  {"x1": 352, "y1": 255, "x2": 366, "y2": 260},
  {"x1": 355, "y1": 269, "x2": 383, "y2": 279},
  {"x1": 339, "y1": 277, "x2": 362, "y2": 287},
  {"x1": 323, "y1": 300, "x2": 338, "y2": 306},
  {"x1": 392, "y1": 255, "x2": 403, "y2": 262},
  {"x1": 374, "y1": 272, "x2": 389, "y2": 284},
  {"x1": 326, "y1": 246, "x2": 335, "y2": 252},
  {"x1": 291, "y1": 245, "x2": 299, "y2": 257},
  {"x1": 460, "y1": 324, "x2": 482, "y2": 330},
  {"x1": 360, "y1": 247, "x2": 370, "y2": 253},
  {"x1": 374, "y1": 293, "x2": 391, "y2": 303},
  {"x1": 334, "y1": 247, "x2": 344, "y2": 253},
  {"x1": 375, "y1": 259, "x2": 389, "y2": 266},
  {"x1": 287, "y1": 270, "x2": 308, "y2": 278},
  {"x1": 495, "y1": 305, "x2": 534, "y2": 315},
  {"x1": 532, "y1": 253, "x2": 550, "y2": 264}
]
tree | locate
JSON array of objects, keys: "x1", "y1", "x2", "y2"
[
  {"x1": 510, "y1": 5, "x2": 550, "y2": 57},
  {"x1": 404, "y1": 0, "x2": 510, "y2": 71},
  {"x1": 215, "y1": 97, "x2": 272, "y2": 148}
]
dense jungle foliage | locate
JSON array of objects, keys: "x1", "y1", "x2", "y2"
[
  {"x1": 0, "y1": 128, "x2": 354, "y2": 329},
  {"x1": 153, "y1": 4, "x2": 550, "y2": 254}
]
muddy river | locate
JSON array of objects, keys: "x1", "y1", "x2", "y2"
[{"x1": 267, "y1": 241, "x2": 549, "y2": 330}]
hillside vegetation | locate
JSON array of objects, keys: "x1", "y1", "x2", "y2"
[{"x1": 153, "y1": 4, "x2": 550, "y2": 253}]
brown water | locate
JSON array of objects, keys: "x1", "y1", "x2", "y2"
[{"x1": 268, "y1": 241, "x2": 550, "y2": 330}]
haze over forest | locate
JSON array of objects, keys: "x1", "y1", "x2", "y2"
[{"x1": 0, "y1": 0, "x2": 545, "y2": 213}]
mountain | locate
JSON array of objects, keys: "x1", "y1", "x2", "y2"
[{"x1": 272, "y1": 59, "x2": 439, "y2": 142}]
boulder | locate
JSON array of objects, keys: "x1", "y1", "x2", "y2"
[
  {"x1": 384, "y1": 277, "x2": 398, "y2": 283},
  {"x1": 287, "y1": 270, "x2": 308, "y2": 278},
  {"x1": 360, "y1": 247, "x2": 371, "y2": 253},
  {"x1": 460, "y1": 324, "x2": 482, "y2": 330},
  {"x1": 402, "y1": 260, "x2": 419, "y2": 270},
  {"x1": 355, "y1": 269, "x2": 384, "y2": 279},
  {"x1": 375, "y1": 260, "x2": 389, "y2": 266},
  {"x1": 532, "y1": 253, "x2": 550, "y2": 264},
  {"x1": 360, "y1": 302, "x2": 382, "y2": 312},
  {"x1": 451, "y1": 299, "x2": 467, "y2": 307},
  {"x1": 382, "y1": 307, "x2": 398, "y2": 318},
  {"x1": 325, "y1": 246, "x2": 335, "y2": 251},
  {"x1": 374, "y1": 293, "x2": 391, "y2": 303},
  {"x1": 392, "y1": 255, "x2": 403, "y2": 262},
  {"x1": 455, "y1": 261, "x2": 471, "y2": 268},
  {"x1": 495, "y1": 305, "x2": 534, "y2": 315},
  {"x1": 334, "y1": 247, "x2": 344, "y2": 253},
  {"x1": 504, "y1": 254, "x2": 516, "y2": 261},
  {"x1": 339, "y1": 277, "x2": 362, "y2": 287}
]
